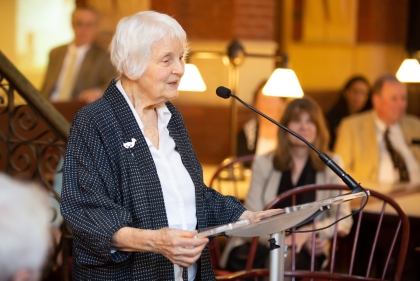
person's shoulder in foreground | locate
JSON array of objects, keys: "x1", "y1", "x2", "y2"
[{"x1": 0, "y1": 173, "x2": 50, "y2": 281}]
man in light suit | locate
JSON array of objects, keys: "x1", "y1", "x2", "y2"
[
  {"x1": 334, "y1": 74, "x2": 420, "y2": 185},
  {"x1": 41, "y1": 6, "x2": 116, "y2": 103}
]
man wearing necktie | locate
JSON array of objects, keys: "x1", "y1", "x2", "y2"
[
  {"x1": 334, "y1": 74, "x2": 420, "y2": 185},
  {"x1": 41, "y1": 6, "x2": 116, "y2": 104}
]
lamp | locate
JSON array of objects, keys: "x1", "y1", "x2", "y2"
[
  {"x1": 178, "y1": 64, "x2": 207, "y2": 91},
  {"x1": 185, "y1": 39, "x2": 302, "y2": 156},
  {"x1": 396, "y1": 58, "x2": 420, "y2": 83},
  {"x1": 263, "y1": 69, "x2": 303, "y2": 98},
  {"x1": 262, "y1": 53, "x2": 303, "y2": 98}
]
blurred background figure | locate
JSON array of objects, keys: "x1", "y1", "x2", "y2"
[
  {"x1": 334, "y1": 74, "x2": 420, "y2": 185},
  {"x1": 0, "y1": 174, "x2": 50, "y2": 281},
  {"x1": 221, "y1": 97, "x2": 352, "y2": 273},
  {"x1": 326, "y1": 76, "x2": 371, "y2": 149},
  {"x1": 41, "y1": 5, "x2": 116, "y2": 104},
  {"x1": 237, "y1": 80, "x2": 286, "y2": 157}
]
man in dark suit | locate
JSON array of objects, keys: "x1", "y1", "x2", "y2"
[{"x1": 41, "y1": 6, "x2": 116, "y2": 104}]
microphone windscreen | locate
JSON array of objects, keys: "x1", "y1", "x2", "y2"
[{"x1": 216, "y1": 86, "x2": 231, "y2": 99}]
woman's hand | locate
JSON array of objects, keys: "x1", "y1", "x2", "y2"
[
  {"x1": 238, "y1": 209, "x2": 284, "y2": 222},
  {"x1": 284, "y1": 231, "x2": 311, "y2": 254},
  {"x1": 151, "y1": 228, "x2": 209, "y2": 267},
  {"x1": 304, "y1": 235, "x2": 328, "y2": 256},
  {"x1": 111, "y1": 227, "x2": 208, "y2": 268},
  {"x1": 284, "y1": 225, "x2": 327, "y2": 256}
]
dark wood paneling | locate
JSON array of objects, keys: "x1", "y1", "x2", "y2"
[{"x1": 357, "y1": 0, "x2": 408, "y2": 44}]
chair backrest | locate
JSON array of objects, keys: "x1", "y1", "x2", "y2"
[
  {"x1": 246, "y1": 184, "x2": 410, "y2": 281},
  {"x1": 215, "y1": 269, "x2": 269, "y2": 281},
  {"x1": 209, "y1": 154, "x2": 255, "y2": 199},
  {"x1": 208, "y1": 154, "x2": 255, "y2": 275}
]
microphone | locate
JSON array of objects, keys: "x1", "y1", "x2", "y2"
[{"x1": 216, "y1": 86, "x2": 364, "y2": 194}]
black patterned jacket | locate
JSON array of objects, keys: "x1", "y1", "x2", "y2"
[{"x1": 60, "y1": 81, "x2": 246, "y2": 280}]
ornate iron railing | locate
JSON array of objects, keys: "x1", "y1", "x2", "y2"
[{"x1": 0, "y1": 50, "x2": 71, "y2": 280}]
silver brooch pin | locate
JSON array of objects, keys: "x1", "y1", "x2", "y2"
[{"x1": 123, "y1": 138, "x2": 137, "y2": 148}]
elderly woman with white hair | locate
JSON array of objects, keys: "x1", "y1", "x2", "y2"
[{"x1": 60, "y1": 11, "x2": 270, "y2": 280}]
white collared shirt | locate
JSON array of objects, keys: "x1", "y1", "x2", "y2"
[
  {"x1": 116, "y1": 80, "x2": 197, "y2": 281},
  {"x1": 374, "y1": 113, "x2": 420, "y2": 184},
  {"x1": 50, "y1": 43, "x2": 91, "y2": 101}
]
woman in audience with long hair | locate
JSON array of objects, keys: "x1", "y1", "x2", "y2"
[{"x1": 326, "y1": 76, "x2": 371, "y2": 149}]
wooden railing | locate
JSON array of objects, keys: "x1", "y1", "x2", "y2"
[{"x1": 0, "y1": 50, "x2": 71, "y2": 280}]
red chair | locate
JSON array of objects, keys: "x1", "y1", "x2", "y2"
[{"x1": 245, "y1": 184, "x2": 410, "y2": 281}]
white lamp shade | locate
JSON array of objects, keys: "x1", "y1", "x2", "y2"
[
  {"x1": 178, "y1": 64, "x2": 207, "y2": 91},
  {"x1": 262, "y1": 68, "x2": 304, "y2": 98},
  {"x1": 396, "y1": 59, "x2": 420, "y2": 83}
]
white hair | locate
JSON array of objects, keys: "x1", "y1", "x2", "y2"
[
  {"x1": 0, "y1": 174, "x2": 50, "y2": 281},
  {"x1": 109, "y1": 10, "x2": 188, "y2": 80}
]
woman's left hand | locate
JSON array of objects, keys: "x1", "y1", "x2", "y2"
[{"x1": 238, "y1": 209, "x2": 284, "y2": 222}]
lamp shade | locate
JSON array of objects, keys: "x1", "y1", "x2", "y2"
[
  {"x1": 396, "y1": 59, "x2": 420, "y2": 83},
  {"x1": 262, "y1": 68, "x2": 303, "y2": 98},
  {"x1": 178, "y1": 64, "x2": 207, "y2": 91}
]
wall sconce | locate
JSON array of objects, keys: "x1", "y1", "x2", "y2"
[
  {"x1": 178, "y1": 64, "x2": 207, "y2": 91},
  {"x1": 396, "y1": 57, "x2": 420, "y2": 83},
  {"x1": 183, "y1": 39, "x2": 302, "y2": 156},
  {"x1": 262, "y1": 54, "x2": 303, "y2": 98},
  {"x1": 263, "y1": 68, "x2": 303, "y2": 97}
]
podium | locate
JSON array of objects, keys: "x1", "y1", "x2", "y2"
[{"x1": 197, "y1": 190, "x2": 369, "y2": 281}]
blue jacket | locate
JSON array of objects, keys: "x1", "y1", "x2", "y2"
[{"x1": 60, "y1": 81, "x2": 245, "y2": 280}]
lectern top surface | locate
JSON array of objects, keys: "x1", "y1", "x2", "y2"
[{"x1": 195, "y1": 190, "x2": 368, "y2": 238}]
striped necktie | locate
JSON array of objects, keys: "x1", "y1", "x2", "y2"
[{"x1": 384, "y1": 129, "x2": 410, "y2": 182}]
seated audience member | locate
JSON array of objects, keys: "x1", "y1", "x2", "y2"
[
  {"x1": 0, "y1": 174, "x2": 50, "y2": 281},
  {"x1": 220, "y1": 97, "x2": 353, "y2": 273},
  {"x1": 237, "y1": 80, "x2": 286, "y2": 157},
  {"x1": 334, "y1": 74, "x2": 420, "y2": 185},
  {"x1": 326, "y1": 75, "x2": 371, "y2": 149},
  {"x1": 41, "y1": 5, "x2": 116, "y2": 103}
]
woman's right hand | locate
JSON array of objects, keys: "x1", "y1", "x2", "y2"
[
  {"x1": 111, "y1": 227, "x2": 208, "y2": 268},
  {"x1": 151, "y1": 228, "x2": 209, "y2": 267}
]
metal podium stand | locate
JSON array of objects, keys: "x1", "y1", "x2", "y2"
[{"x1": 197, "y1": 191, "x2": 369, "y2": 281}]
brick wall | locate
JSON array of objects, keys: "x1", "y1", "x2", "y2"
[{"x1": 151, "y1": 0, "x2": 275, "y2": 40}]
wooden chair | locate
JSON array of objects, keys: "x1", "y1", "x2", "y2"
[
  {"x1": 209, "y1": 154, "x2": 255, "y2": 199},
  {"x1": 245, "y1": 184, "x2": 410, "y2": 281},
  {"x1": 208, "y1": 154, "x2": 255, "y2": 276},
  {"x1": 215, "y1": 268, "x2": 270, "y2": 281}
]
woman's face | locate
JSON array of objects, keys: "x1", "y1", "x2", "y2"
[
  {"x1": 286, "y1": 110, "x2": 317, "y2": 147},
  {"x1": 344, "y1": 80, "x2": 370, "y2": 113},
  {"x1": 136, "y1": 37, "x2": 185, "y2": 104}
]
